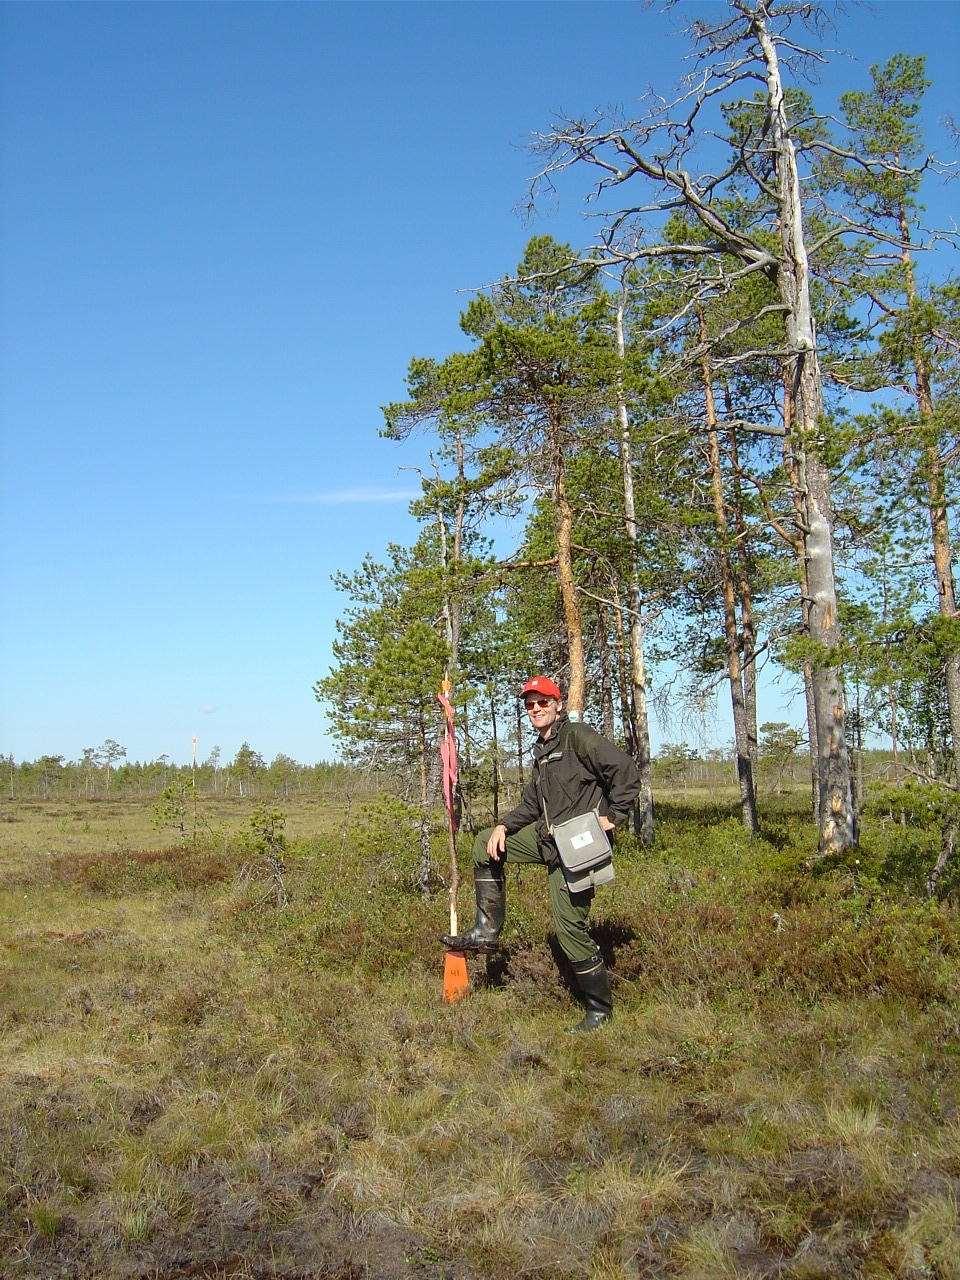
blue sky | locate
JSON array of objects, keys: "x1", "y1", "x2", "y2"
[{"x1": 2, "y1": 1, "x2": 958, "y2": 766}]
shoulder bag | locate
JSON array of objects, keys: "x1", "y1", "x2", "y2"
[{"x1": 539, "y1": 785, "x2": 615, "y2": 893}]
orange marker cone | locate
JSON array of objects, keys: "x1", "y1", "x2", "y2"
[{"x1": 443, "y1": 949, "x2": 470, "y2": 1003}]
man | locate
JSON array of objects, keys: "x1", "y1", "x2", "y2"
[{"x1": 444, "y1": 675, "x2": 641, "y2": 1031}]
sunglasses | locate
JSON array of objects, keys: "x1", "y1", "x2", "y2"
[{"x1": 524, "y1": 697, "x2": 554, "y2": 710}]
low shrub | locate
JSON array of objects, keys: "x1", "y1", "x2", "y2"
[
  {"x1": 863, "y1": 782, "x2": 960, "y2": 899},
  {"x1": 223, "y1": 803, "x2": 960, "y2": 1008},
  {"x1": 54, "y1": 840, "x2": 242, "y2": 895},
  {"x1": 346, "y1": 793, "x2": 451, "y2": 892},
  {"x1": 236, "y1": 803, "x2": 289, "y2": 906}
]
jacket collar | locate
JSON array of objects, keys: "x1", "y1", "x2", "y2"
[{"x1": 535, "y1": 711, "x2": 568, "y2": 754}]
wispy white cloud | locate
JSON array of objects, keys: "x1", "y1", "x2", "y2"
[
  {"x1": 199, "y1": 705, "x2": 218, "y2": 716},
  {"x1": 271, "y1": 487, "x2": 419, "y2": 506}
]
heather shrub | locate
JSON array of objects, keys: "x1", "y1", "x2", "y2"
[{"x1": 54, "y1": 839, "x2": 241, "y2": 895}]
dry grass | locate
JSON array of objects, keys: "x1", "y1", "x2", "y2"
[{"x1": 1, "y1": 794, "x2": 959, "y2": 1278}]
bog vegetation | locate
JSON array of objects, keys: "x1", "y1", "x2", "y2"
[
  {"x1": 4, "y1": 1, "x2": 960, "y2": 1275},
  {"x1": 1, "y1": 789, "x2": 959, "y2": 1279}
]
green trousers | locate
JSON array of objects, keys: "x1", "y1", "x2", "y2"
[{"x1": 472, "y1": 824, "x2": 599, "y2": 964}]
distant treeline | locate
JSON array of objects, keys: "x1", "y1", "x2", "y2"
[
  {"x1": 2, "y1": 734, "x2": 903, "y2": 805},
  {"x1": 0, "y1": 741, "x2": 359, "y2": 803}
]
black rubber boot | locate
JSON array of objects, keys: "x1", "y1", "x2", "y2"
[
  {"x1": 442, "y1": 867, "x2": 505, "y2": 953},
  {"x1": 568, "y1": 955, "x2": 613, "y2": 1032}
]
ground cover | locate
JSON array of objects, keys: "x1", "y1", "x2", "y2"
[{"x1": 1, "y1": 795, "x2": 958, "y2": 1279}]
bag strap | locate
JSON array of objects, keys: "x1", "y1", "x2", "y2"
[
  {"x1": 565, "y1": 720, "x2": 604, "y2": 789},
  {"x1": 536, "y1": 765, "x2": 552, "y2": 834}
]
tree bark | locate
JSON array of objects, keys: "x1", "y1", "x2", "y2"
[
  {"x1": 461, "y1": 698, "x2": 472, "y2": 776},
  {"x1": 927, "y1": 817, "x2": 955, "y2": 897},
  {"x1": 610, "y1": 579, "x2": 635, "y2": 749},
  {"x1": 437, "y1": 474, "x2": 464, "y2": 919},
  {"x1": 877, "y1": 549, "x2": 901, "y2": 781},
  {"x1": 851, "y1": 688, "x2": 863, "y2": 845},
  {"x1": 451, "y1": 431, "x2": 466, "y2": 663},
  {"x1": 700, "y1": 317, "x2": 759, "y2": 834},
  {"x1": 516, "y1": 700, "x2": 525, "y2": 790},
  {"x1": 597, "y1": 606, "x2": 616, "y2": 738},
  {"x1": 887, "y1": 677, "x2": 901, "y2": 782},
  {"x1": 436, "y1": 433, "x2": 465, "y2": 676},
  {"x1": 755, "y1": 6, "x2": 854, "y2": 855},
  {"x1": 897, "y1": 209, "x2": 960, "y2": 780},
  {"x1": 416, "y1": 707, "x2": 433, "y2": 895},
  {"x1": 783, "y1": 372, "x2": 821, "y2": 825},
  {"x1": 723, "y1": 382, "x2": 759, "y2": 767},
  {"x1": 490, "y1": 689, "x2": 500, "y2": 824},
  {"x1": 615, "y1": 295, "x2": 654, "y2": 844},
  {"x1": 550, "y1": 405, "x2": 586, "y2": 715}
]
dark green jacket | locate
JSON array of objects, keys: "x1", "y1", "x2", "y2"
[{"x1": 501, "y1": 714, "x2": 641, "y2": 861}]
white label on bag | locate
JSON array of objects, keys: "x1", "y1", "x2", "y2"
[{"x1": 570, "y1": 831, "x2": 595, "y2": 850}]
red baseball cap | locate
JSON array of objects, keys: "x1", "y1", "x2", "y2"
[{"x1": 520, "y1": 675, "x2": 562, "y2": 701}]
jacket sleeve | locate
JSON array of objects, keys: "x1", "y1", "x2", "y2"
[
  {"x1": 571, "y1": 724, "x2": 641, "y2": 826},
  {"x1": 499, "y1": 771, "x2": 543, "y2": 835}
]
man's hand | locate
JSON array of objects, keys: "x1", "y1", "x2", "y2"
[
  {"x1": 486, "y1": 824, "x2": 507, "y2": 860},
  {"x1": 599, "y1": 816, "x2": 615, "y2": 833}
]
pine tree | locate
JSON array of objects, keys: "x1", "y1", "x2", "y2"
[{"x1": 824, "y1": 53, "x2": 960, "y2": 778}]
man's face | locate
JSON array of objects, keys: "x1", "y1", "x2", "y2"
[{"x1": 524, "y1": 694, "x2": 562, "y2": 737}]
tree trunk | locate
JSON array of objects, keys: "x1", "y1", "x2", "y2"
[
  {"x1": 756, "y1": 8, "x2": 853, "y2": 855},
  {"x1": 461, "y1": 698, "x2": 472, "y2": 776},
  {"x1": 597, "y1": 607, "x2": 615, "y2": 738},
  {"x1": 490, "y1": 689, "x2": 500, "y2": 824},
  {"x1": 888, "y1": 678, "x2": 900, "y2": 781},
  {"x1": 551, "y1": 407, "x2": 586, "y2": 716},
  {"x1": 610, "y1": 579, "x2": 635, "y2": 748},
  {"x1": 897, "y1": 209, "x2": 960, "y2": 780},
  {"x1": 516, "y1": 701, "x2": 525, "y2": 791},
  {"x1": 878, "y1": 553, "x2": 902, "y2": 782},
  {"x1": 451, "y1": 431, "x2": 466, "y2": 663},
  {"x1": 783, "y1": 371, "x2": 821, "y2": 825},
  {"x1": 615, "y1": 295, "x2": 654, "y2": 844},
  {"x1": 436, "y1": 446, "x2": 468, "y2": 914},
  {"x1": 927, "y1": 817, "x2": 955, "y2": 897},
  {"x1": 804, "y1": 666, "x2": 820, "y2": 824},
  {"x1": 850, "y1": 687, "x2": 863, "y2": 845},
  {"x1": 416, "y1": 707, "x2": 433, "y2": 895},
  {"x1": 798, "y1": 444, "x2": 853, "y2": 855},
  {"x1": 700, "y1": 318, "x2": 758, "y2": 834},
  {"x1": 437, "y1": 513, "x2": 459, "y2": 674},
  {"x1": 723, "y1": 383, "x2": 759, "y2": 767}
]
